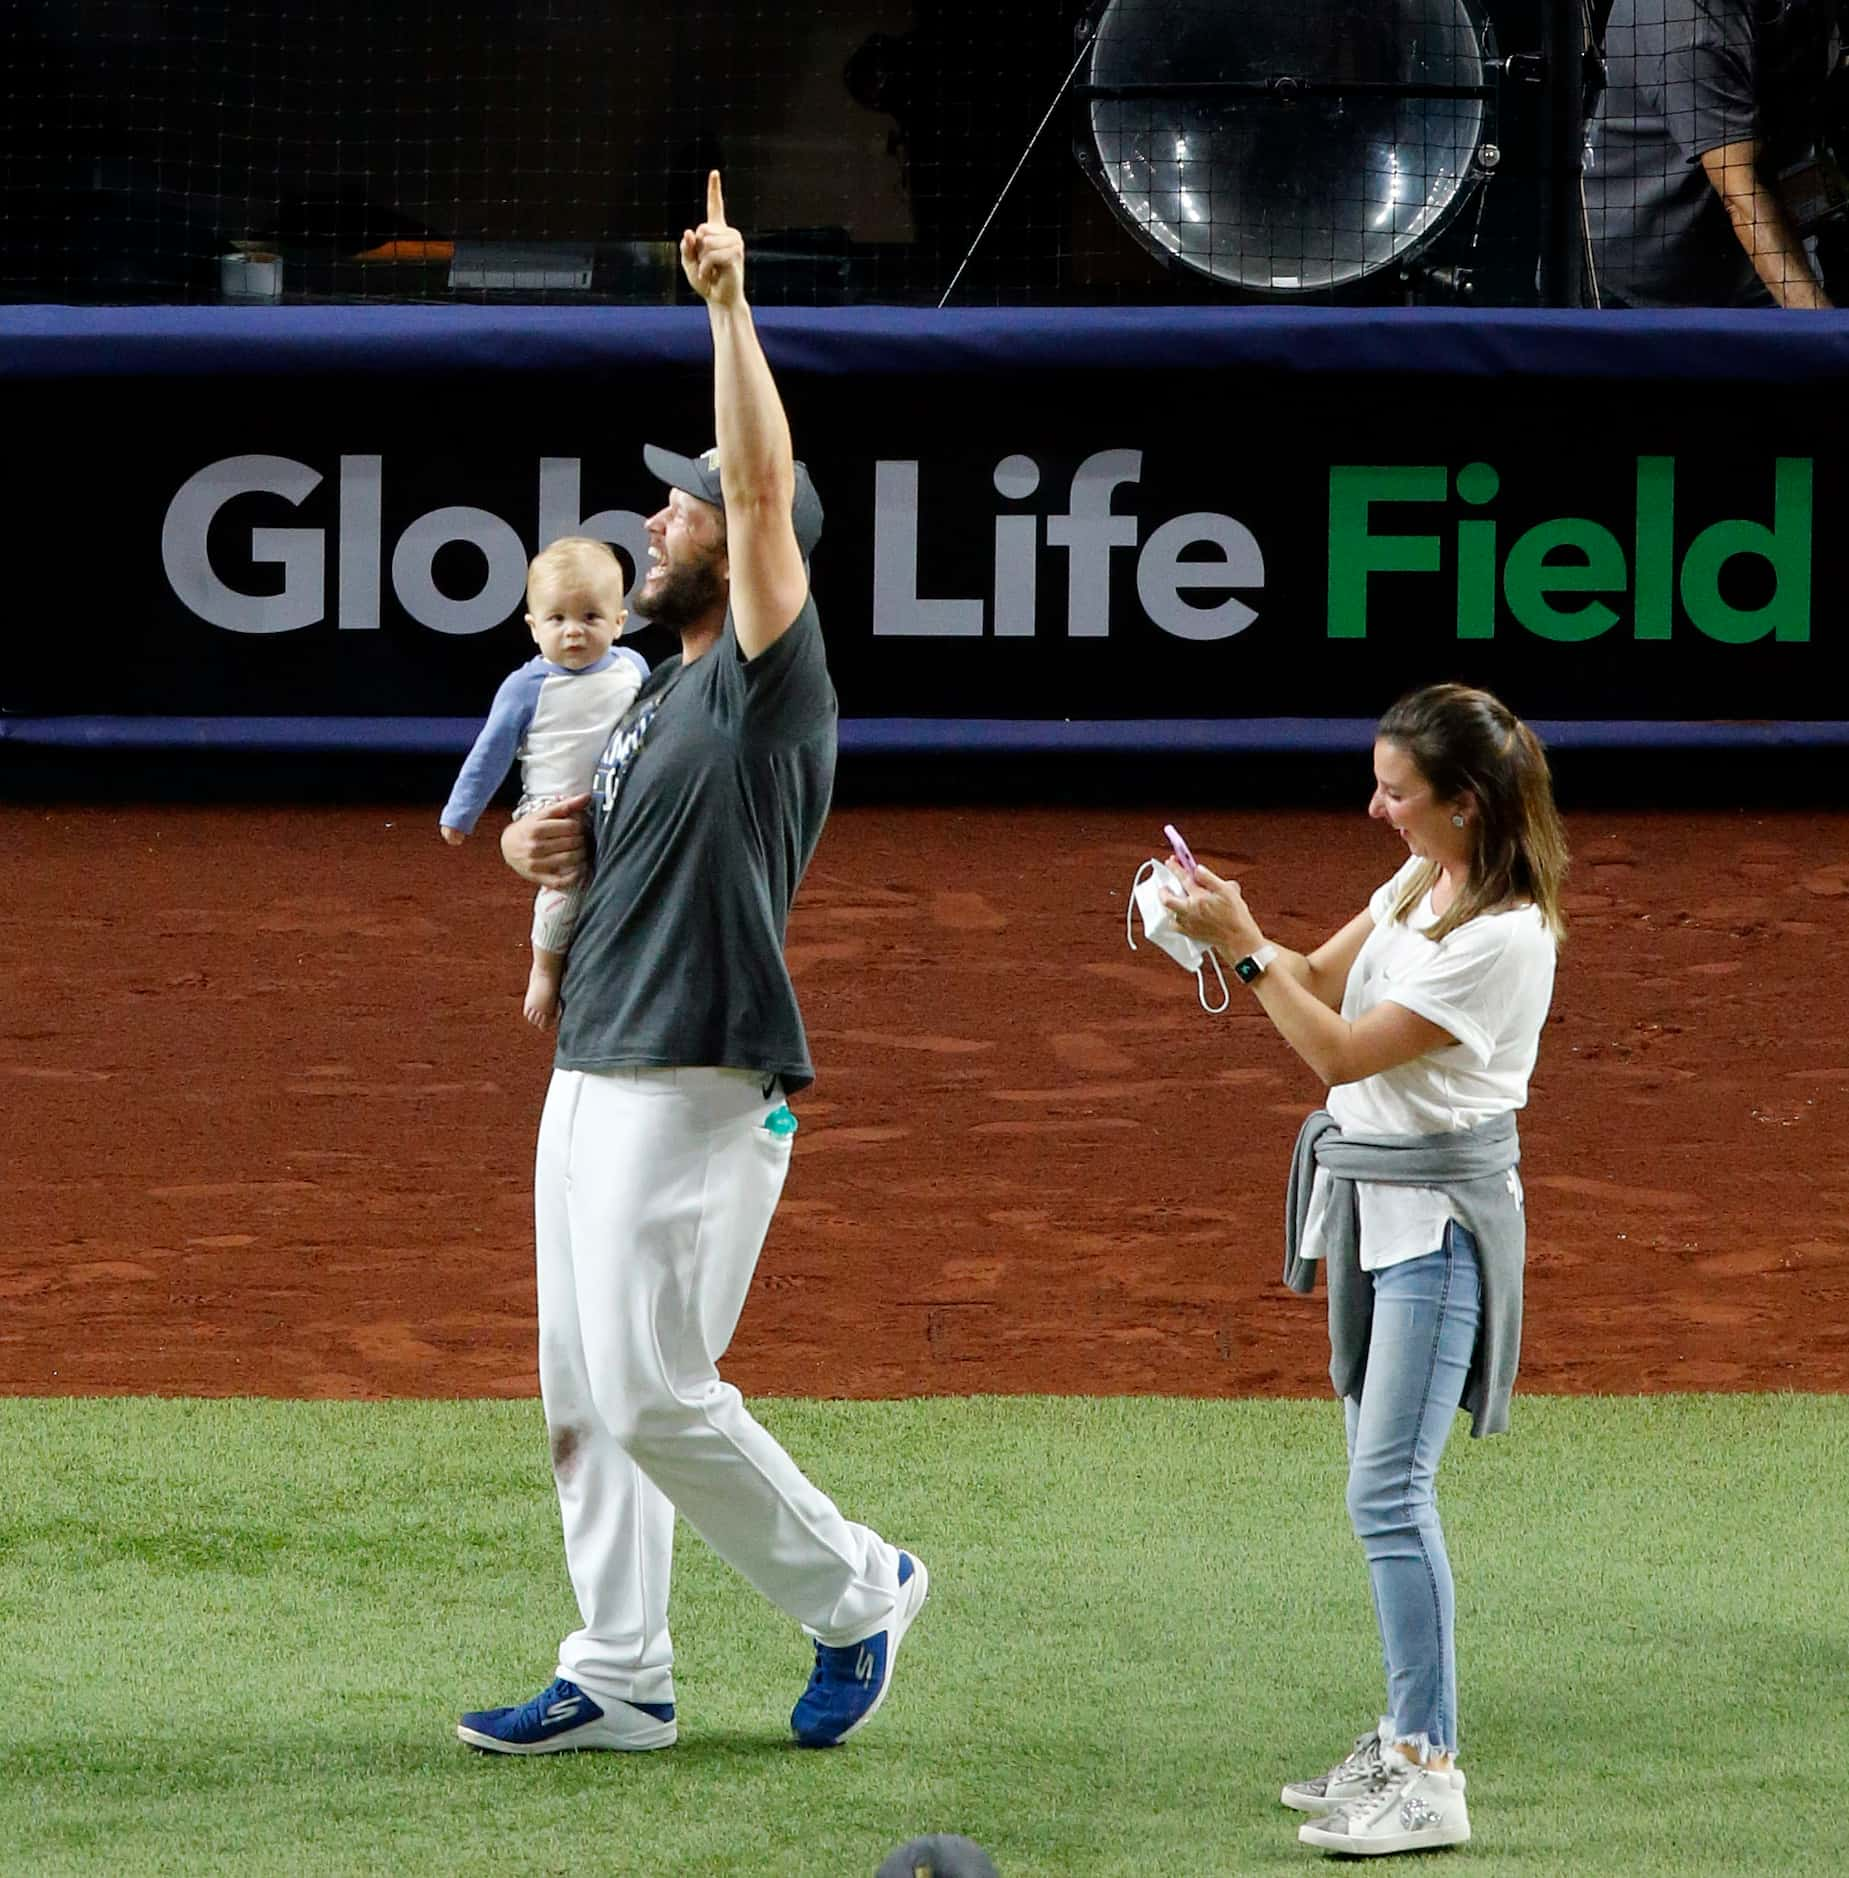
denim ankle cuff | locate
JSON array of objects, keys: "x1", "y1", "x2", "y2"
[{"x1": 1381, "y1": 1722, "x2": 1454, "y2": 1764}]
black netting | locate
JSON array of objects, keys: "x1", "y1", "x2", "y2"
[{"x1": 7, "y1": 2, "x2": 1838, "y2": 309}]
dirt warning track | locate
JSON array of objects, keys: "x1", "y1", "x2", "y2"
[{"x1": 3, "y1": 799, "x2": 1845, "y2": 1400}]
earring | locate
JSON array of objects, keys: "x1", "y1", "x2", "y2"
[{"x1": 1451, "y1": 813, "x2": 1466, "y2": 827}]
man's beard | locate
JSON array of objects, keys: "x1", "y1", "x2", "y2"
[{"x1": 633, "y1": 551, "x2": 727, "y2": 631}]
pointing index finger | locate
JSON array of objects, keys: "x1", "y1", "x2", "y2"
[{"x1": 707, "y1": 169, "x2": 726, "y2": 227}]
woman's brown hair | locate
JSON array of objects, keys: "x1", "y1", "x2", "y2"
[{"x1": 1377, "y1": 683, "x2": 1570, "y2": 944}]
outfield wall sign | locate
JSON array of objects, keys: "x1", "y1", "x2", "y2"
[
  {"x1": 867, "y1": 451, "x2": 1814, "y2": 650},
  {"x1": 4, "y1": 426, "x2": 1834, "y2": 727},
  {"x1": 1325, "y1": 458, "x2": 1811, "y2": 645}
]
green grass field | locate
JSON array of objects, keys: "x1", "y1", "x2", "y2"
[{"x1": 1, "y1": 1394, "x2": 1843, "y2": 1877}]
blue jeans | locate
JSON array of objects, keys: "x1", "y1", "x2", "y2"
[{"x1": 1342, "y1": 1222, "x2": 1482, "y2": 1759}]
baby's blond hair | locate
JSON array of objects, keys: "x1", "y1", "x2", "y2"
[{"x1": 527, "y1": 536, "x2": 627, "y2": 607}]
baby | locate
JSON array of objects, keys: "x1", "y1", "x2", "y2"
[{"x1": 440, "y1": 537, "x2": 647, "y2": 1026}]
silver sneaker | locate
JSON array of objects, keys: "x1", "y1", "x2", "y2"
[
  {"x1": 1298, "y1": 1760, "x2": 1471, "y2": 1856},
  {"x1": 1280, "y1": 1727, "x2": 1388, "y2": 1814}
]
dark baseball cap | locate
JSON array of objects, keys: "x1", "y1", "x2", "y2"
[
  {"x1": 642, "y1": 442, "x2": 824, "y2": 560},
  {"x1": 875, "y1": 1835, "x2": 1000, "y2": 1878}
]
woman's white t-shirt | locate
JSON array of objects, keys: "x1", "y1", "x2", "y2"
[{"x1": 1315, "y1": 857, "x2": 1558, "y2": 1271}]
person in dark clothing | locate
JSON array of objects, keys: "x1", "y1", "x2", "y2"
[
  {"x1": 1586, "y1": 0, "x2": 1841, "y2": 305},
  {"x1": 456, "y1": 173, "x2": 928, "y2": 1761}
]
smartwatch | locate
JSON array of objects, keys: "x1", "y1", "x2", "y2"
[{"x1": 1232, "y1": 943, "x2": 1278, "y2": 985}]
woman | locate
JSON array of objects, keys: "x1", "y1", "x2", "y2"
[{"x1": 1162, "y1": 683, "x2": 1568, "y2": 1858}]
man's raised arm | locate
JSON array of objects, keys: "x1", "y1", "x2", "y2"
[{"x1": 678, "y1": 170, "x2": 811, "y2": 657}]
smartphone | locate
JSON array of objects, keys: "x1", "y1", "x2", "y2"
[{"x1": 1163, "y1": 823, "x2": 1198, "y2": 878}]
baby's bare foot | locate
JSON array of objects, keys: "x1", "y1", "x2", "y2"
[{"x1": 525, "y1": 955, "x2": 563, "y2": 1029}]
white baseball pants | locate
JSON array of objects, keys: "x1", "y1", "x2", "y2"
[{"x1": 535, "y1": 1065, "x2": 903, "y2": 1709}]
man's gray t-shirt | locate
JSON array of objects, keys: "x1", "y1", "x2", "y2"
[
  {"x1": 555, "y1": 592, "x2": 835, "y2": 1091},
  {"x1": 1586, "y1": 0, "x2": 1837, "y2": 306}
]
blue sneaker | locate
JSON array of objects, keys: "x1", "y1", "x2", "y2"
[
  {"x1": 791, "y1": 1552, "x2": 929, "y2": 1748},
  {"x1": 457, "y1": 1676, "x2": 677, "y2": 1754}
]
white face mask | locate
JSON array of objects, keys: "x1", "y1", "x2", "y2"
[{"x1": 1127, "y1": 859, "x2": 1230, "y2": 1013}]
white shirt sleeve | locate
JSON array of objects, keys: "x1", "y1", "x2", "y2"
[{"x1": 1374, "y1": 916, "x2": 1517, "y2": 1067}]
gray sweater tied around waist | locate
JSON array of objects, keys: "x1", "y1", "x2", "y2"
[{"x1": 1284, "y1": 1108, "x2": 1526, "y2": 1438}]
